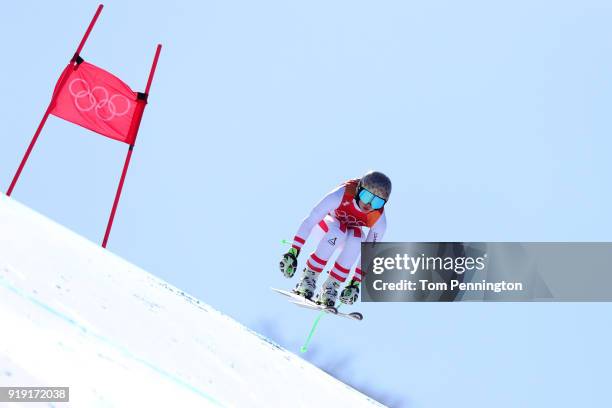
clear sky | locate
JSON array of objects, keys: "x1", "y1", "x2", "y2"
[{"x1": 2, "y1": 1, "x2": 612, "y2": 406}]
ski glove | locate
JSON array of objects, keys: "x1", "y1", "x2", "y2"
[
  {"x1": 280, "y1": 247, "x2": 300, "y2": 278},
  {"x1": 340, "y1": 279, "x2": 360, "y2": 305}
]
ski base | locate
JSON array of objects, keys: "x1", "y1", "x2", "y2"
[{"x1": 271, "y1": 288, "x2": 363, "y2": 321}]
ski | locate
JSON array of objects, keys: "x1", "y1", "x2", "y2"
[{"x1": 271, "y1": 288, "x2": 363, "y2": 321}]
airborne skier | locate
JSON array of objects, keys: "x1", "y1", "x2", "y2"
[{"x1": 279, "y1": 171, "x2": 390, "y2": 308}]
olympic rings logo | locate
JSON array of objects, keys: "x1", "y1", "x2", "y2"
[
  {"x1": 68, "y1": 79, "x2": 132, "y2": 121},
  {"x1": 334, "y1": 210, "x2": 366, "y2": 227}
]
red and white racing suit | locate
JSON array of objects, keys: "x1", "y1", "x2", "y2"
[{"x1": 291, "y1": 179, "x2": 387, "y2": 283}]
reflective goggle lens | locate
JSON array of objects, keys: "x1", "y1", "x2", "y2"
[
  {"x1": 358, "y1": 187, "x2": 386, "y2": 209},
  {"x1": 370, "y1": 196, "x2": 386, "y2": 210},
  {"x1": 358, "y1": 188, "x2": 375, "y2": 203}
]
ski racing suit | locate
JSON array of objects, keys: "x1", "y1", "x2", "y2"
[{"x1": 290, "y1": 179, "x2": 387, "y2": 285}]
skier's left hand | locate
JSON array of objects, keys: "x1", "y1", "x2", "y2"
[{"x1": 340, "y1": 279, "x2": 360, "y2": 305}]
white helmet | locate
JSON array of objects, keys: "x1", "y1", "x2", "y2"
[{"x1": 359, "y1": 171, "x2": 392, "y2": 201}]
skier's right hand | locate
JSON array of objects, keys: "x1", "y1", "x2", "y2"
[
  {"x1": 280, "y1": 247, "x2": 300, "y2": 278},
  {"x1": 340, "y1": 279, "x2": 360, "y2": 305}
]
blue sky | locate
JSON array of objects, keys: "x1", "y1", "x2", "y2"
[{"x1": 2, "y1": 1, "x2": 612, "y2": 406}]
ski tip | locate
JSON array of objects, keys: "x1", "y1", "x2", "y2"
[
  {"x1": 324, "y1": 306, "x2": 338, "y2": 314},
  {"x1": 270, "y1": 287, "x2": 288, "y2": 294},
  {"x1": 349, "y1": 312, "x2": 364, "y2": 321},
  {"x1": 300, "y1": 346, "x2": 308, "y2": 353}
]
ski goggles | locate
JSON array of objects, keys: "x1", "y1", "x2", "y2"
[{"x1": 357, "y1": 186, "x2": 386, "y2": 210}]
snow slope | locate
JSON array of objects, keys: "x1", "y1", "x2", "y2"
[{"x1": 0, "y1": 195, "x2": 381, "y2": 408}]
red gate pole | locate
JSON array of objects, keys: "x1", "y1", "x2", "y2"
[
  {"x1": 6, "y1": 4, "x2": 104, "y2": 196},
  {"x1": 102, "y1": 44, "x2": 162, "y2": 248}
]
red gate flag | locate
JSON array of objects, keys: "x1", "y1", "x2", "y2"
[
  {"x1": 50, "y1": 61, "x2": 145, "y2": 144},
  {"x1": 7, "y1": 4, "x2": 161, "y2": 248}
]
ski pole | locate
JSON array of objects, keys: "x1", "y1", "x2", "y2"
[
  {"x1": 300, "y1": 304, "x2": 341, "y2": 353},
  {"x1": 300, "y1": 311, "x2": 324, "y2": 353}
]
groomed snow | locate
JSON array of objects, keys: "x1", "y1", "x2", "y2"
[{"x1": 0, "y1": 195, "x2": 382, "y2": 407}]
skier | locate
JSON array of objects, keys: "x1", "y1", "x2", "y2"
[{"x1": 279, "y1": 171, "x2": 390, "y2": 307}]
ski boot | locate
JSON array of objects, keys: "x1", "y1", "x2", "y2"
[
  {"x1": 315, "y1": 276, "x2": 341, "y2": 309},
  {"x1": 340, "y1": 279, "x2": 360, "y2": 305},
  {"x1": 279, "y1": 247, "x2": 300, "y2": 278},
  {"x1": 293, "y1": 267, "x2": 319, "y2": 300}
]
